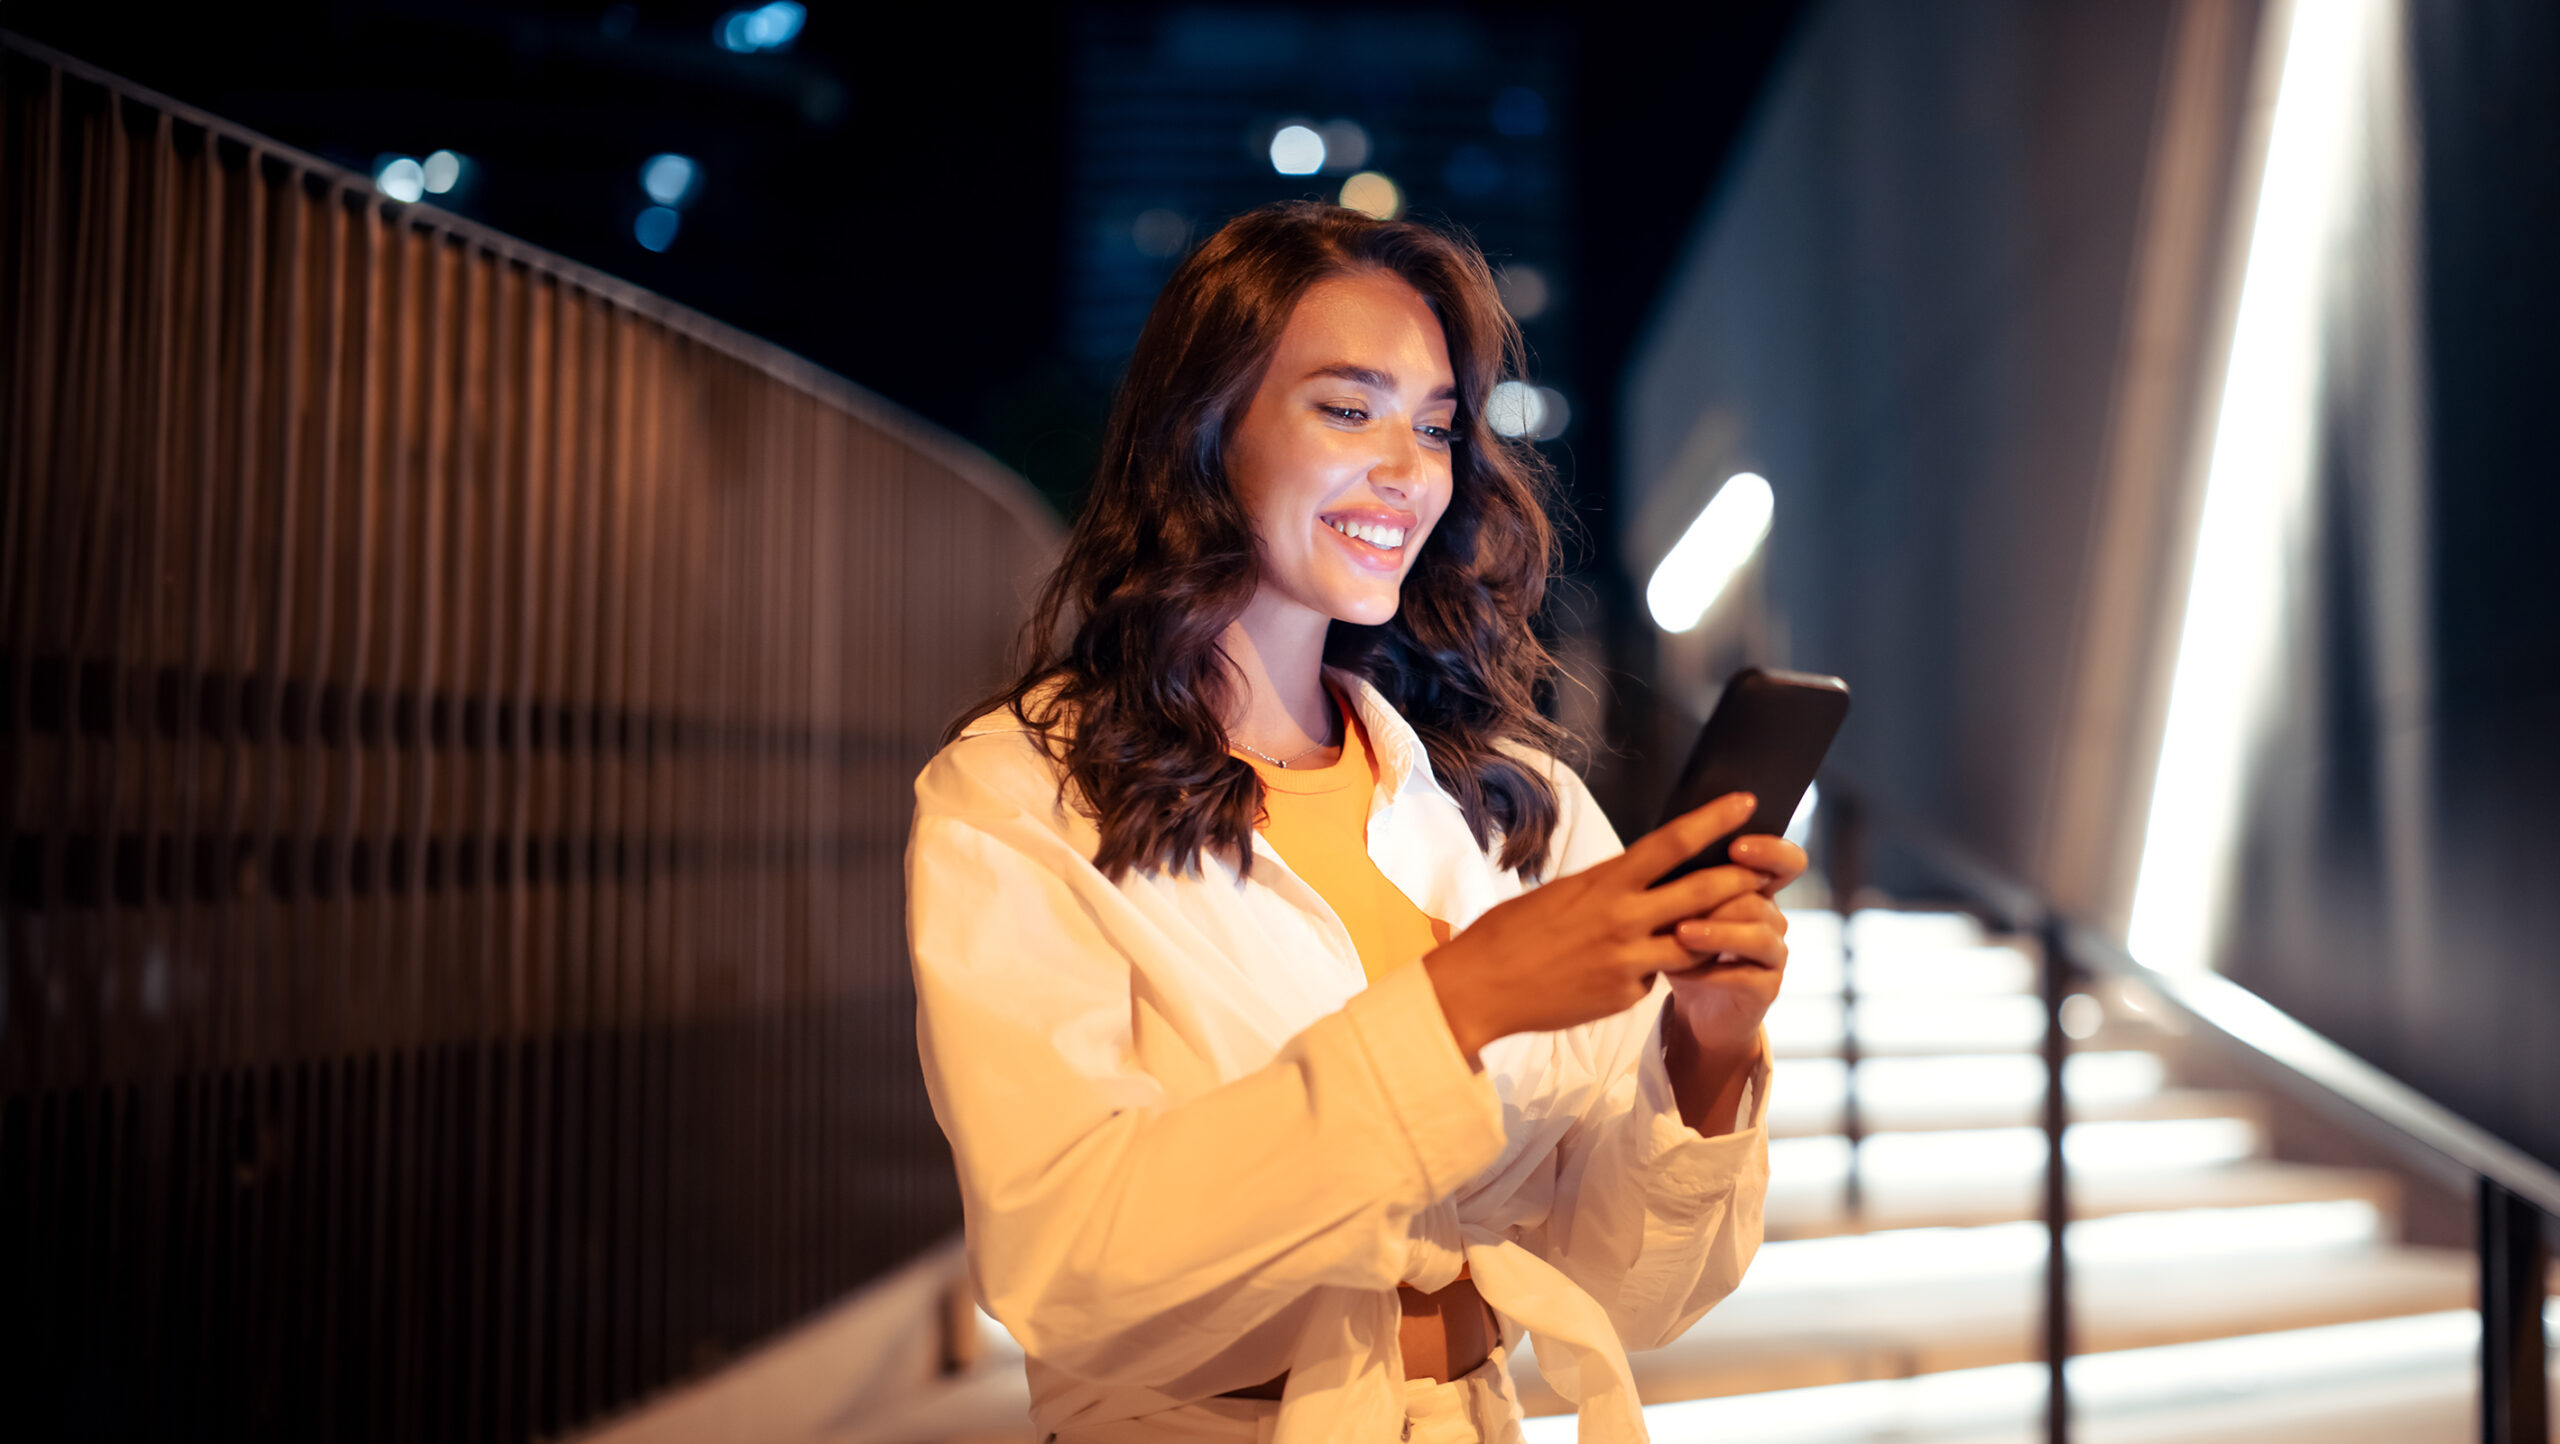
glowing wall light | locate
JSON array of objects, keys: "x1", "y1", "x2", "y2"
[
  {"x1": 2128, "y1": 0, "x2": 2382, "y2": 973},
  {"x1": 1647, "y1": 472, "x2": 1774, "y2": 633}
]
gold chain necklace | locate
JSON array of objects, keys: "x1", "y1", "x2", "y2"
[{"x1": 1233, "y1": 736, "x2": 1325, "y2": 769}]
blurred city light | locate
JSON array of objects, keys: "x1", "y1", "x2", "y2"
[
  {"x1": 1443, "y1": 144, "x2": 1503, "y2": 198},
  {"x1": 1491, "y1": 85, "x2": 1549, "y2": 137},
  {"x1": 1131, "y1": 208, "x2": 1190, "y2": 258},
  {"x1": 2129, "y1": 0, "x2": 2380, "y2": 975},
  {"x1": 641, "y1": 153, "x2": 699, "y2": 208},
  {"x1": 634, "y1": 206, "x2": 681, "y2": 252},
  {"x1": 372, "y1": 155, "x2": 426, "y2": 203},
  {"x1": 1484, "y1": 380, "x2": 1570, "y2": 442},
  {"x1": 1496, "y1": 263, "x2": 1552, "y2": 320},
  {"x1": 1529, "y1": 385, "x2": 1569, "y2": 439},
  {"x1": 1338, "y1": 170, "x2": 1402, "y2": 219},
  {"x1": 1269, "y1": 124, "x2": 1325, "y2": 175},
  {"x1": 1647, "y1": 472, "x2": 1774, "y2": 633},
  {"x1": 717, "y1": 2, "x2": 806, "y2": 54},
  {"x1": 421, "y1": 149, "x2": 466, "y2": 195},
  {"x1": 1486, "y1": 380, "x2": 1539, "y2": 438},
  {"x1": 1317, "y1": 119, "x2": 1371, "y2": 172}
]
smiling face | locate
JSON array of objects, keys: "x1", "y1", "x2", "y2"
[{"x1": 1224, "y1": 270, "x2": 1459, "y2": 630}]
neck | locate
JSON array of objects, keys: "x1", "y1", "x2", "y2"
[{"x1": 1221, "y1": 592, "x2": 1336, "y2": 756}]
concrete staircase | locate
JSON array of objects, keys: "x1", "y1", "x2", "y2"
[{"x1": 839, "y1": 907, "x2": 2554, "y2": 1444}]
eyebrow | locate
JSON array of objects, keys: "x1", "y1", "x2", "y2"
[{"x1": 1304, "y1": 363, "x2": 1458, "y2": 402}]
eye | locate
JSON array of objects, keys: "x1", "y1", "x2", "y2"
[
  {"x1": 1318, "y1": 404, "x2": 1370, "y2": 424},
  {"x1": 1417, "y1": 423, "x2": 1457, "y2": 446}
]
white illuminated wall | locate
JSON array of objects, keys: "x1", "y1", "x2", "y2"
[{"x1": 2129, "y1": 0, "x2": 2404, "y2": 974}]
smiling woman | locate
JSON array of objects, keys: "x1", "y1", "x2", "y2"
[
  {"x1": 973, "y1": 201, "x2": 1568, "y2": 881},
  {"x1": 907, "y1": 202, "x2": 1799, "y2": 1443}
]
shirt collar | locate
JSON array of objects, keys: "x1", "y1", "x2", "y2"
[{"x1": 1325, "y1": 667, "x2": 1444, "y2": 806}]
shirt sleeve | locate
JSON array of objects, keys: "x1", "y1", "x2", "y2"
[
  {"x1": 1521, "y1": 761, "x2": 1774, "y2": 1351},
  {"x1": 906, "y1": 730, "x2": 1510, "y2": 1391}
]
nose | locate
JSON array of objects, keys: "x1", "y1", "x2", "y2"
[{"x1": 1370, "y1": 425, "x2": 1422, "y2": 499}]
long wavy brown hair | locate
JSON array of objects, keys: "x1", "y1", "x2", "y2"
[{"x1": 964, "y1": 201, "x2": 1569, "y2": 881}]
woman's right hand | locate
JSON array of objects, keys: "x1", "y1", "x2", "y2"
[{"x1": 1422, "y1": 792, "x2": 1774, "y2": 1065}]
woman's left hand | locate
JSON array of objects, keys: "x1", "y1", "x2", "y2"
[{"x1": 1663, "y1": 832, "x2": 1807, "y2": 1060}]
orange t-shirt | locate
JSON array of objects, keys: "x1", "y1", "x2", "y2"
[{"x1": 1240, "y1": 695, "x2": 1452, "y2": 984}]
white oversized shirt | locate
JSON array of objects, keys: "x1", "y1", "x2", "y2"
[{"x1": 906, "y1": 672, "x2": 1770, "y2": 1443}]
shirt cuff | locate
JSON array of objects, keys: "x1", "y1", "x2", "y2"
[
  {"x1": 1343, "y1": 960, "x2": 1509, "y2": 1200},
  {"x1": 1636, "y1": 1020, "x2": 1771, "y2": 1202}
]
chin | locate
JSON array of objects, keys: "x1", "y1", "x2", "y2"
[{"x1": 1330, "y1": 594, "x2": 1404, "y2": 627}]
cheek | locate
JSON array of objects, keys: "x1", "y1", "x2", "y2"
[{"x1": 1418, "y1": 470, "x2": 1459, "y2": 544}]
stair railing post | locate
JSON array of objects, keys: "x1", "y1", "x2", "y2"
[
  {"x1": 2479, "y1": 1178, "x2": 2550, "y2": 1444},
  {"x1": 2040, "y1": 914, "x2": 2073, "y2": 1444},
  {"x1": 1829, "y1": 788, "x2": 1866, "y2": 1220}
]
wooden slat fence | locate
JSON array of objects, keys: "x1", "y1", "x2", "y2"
[{"x1": 0, "y1": 33, "x2": 1058, "y2": 1443}]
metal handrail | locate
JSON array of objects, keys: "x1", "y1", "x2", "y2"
[
  {"x1": 2057, "y1": 918, "x2": 2560, "y2": 1216},
  {"x1": 1829, "y1": 780, "x2": 2554, "y2": 1444}
]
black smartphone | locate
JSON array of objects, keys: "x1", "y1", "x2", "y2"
[{"x1": 1654, "y1": 667, "x2": 1852, "y2": 886}]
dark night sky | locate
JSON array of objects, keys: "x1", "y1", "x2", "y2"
[{"x1": 3, "y1": 0, "x2": 1805, "y2": 575}]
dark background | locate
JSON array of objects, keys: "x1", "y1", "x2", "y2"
[{"x1": 0, "y1": 0, "x2": 1807, "y2": 568}]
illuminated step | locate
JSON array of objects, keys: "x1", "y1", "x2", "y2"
[
  {"x1": 1519, "y1": 1306, "x2": 2560, "y2": 1444},
  {"x1": 1775, "y1": 1115, "x2": 2260, "y2": 1187},
  {"x1": 1778, "y1": 912, "x2": 2044, "y2": 997},
  {"x1": 1766, "y1": 993, "x2": 2063, "y2": 1056},
  {"x1": 1765, "y1": 994, "x2": 2167, "y2": 1057},
  {"x1": 1767, "y1": 1053, "x2": 2198, "y2": 1136},
  {"x1": 1765, "y1": 1130, "x2": 2404, "y2": 1242},
  {"x1": 1509, "y1": 1204, "x2": 2484, "y2": 1413}
]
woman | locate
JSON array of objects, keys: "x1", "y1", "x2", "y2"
[{"x1": 907, "y1": 201, "x2": 1802, "y2": 1444}]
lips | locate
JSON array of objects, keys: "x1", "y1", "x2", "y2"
[{"x1": 1318, "y1": 506, "x2": 1419, "y2": 566}]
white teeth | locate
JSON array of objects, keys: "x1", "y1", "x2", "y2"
[{"x1": 1327, "y1": 518, "x2": 1407, "y2": 549}]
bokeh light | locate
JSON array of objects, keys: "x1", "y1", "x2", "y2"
[
  {"x1": 1269, "y1": 124, "x2": 1325, "y2": 176},
  {"x1": 1131, "y1": 208, "x2": 1190, "y2": 259},
  {"x1": 1496, "y1": 264, "x2": 1551, "y2": 320},
  {"x1": 634, "y1": 205, "x2": 681, "y2": 252},
  {"x1": 1338, "y1": 170, "x2": 1401, "y2": 219},
  {"x1": 1317, "y1": 119, "x2": 1371, "y2": 172},
  {"x1": 421, "y1": 149, "x2": 465, "y2": 195},
  {"x1": 1485, "y1": 380, "x2": 1570, "y2": 441},
  {"x1": 716, "y1": 2, "x2": 806, "y2": 54},
  {"x1": 1486, "y1": 380, "x2": 1538, "y2": 438},
  {"x1": 641, "y1": 153, "x2": 699, "y2": 208},
  {"x1": 1529, "y1": 385, "x2": 1570, "y2": 439},
  {"x1": 372, "y1": 155, "x2": 426, "y2": 203}
]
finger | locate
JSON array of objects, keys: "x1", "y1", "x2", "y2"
[
  {"x1": 1626, "y1": 862, "x2": 1772, "y2": 933},
  {"x1": 1671, "y1": 919, "x2": 1786, "y2": 968},
  {"x1": 1609, "y1": 792, "x2": 1757, "y2": 890},
  {"x1": 1705, "y1": 892, "x2": 1787, "y2": 932},
  {"x1": 1628, "y1": 934, "x2": 1710, "y2": 978},
  {"x1": 1729, "y1": 834, "x2": 1810, "y2": 893}
]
